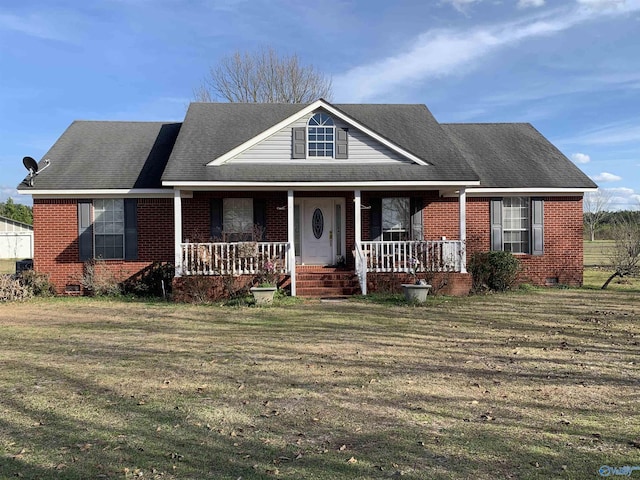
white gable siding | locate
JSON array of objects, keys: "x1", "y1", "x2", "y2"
[{"x1": 231, "y1": 113, "x2": 412, "y2": 164}]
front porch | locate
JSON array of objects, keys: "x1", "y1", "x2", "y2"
[
  {"x1": 178, "y1": 238, "x2": 466, "y2": 297},
  {"x1": 173, "y1": 188, "x2": 470, "y2": 298}
]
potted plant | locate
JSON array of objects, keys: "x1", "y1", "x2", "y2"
[
  {"x1": 401, "y1": 257, "x2": 431, "y2": 303},
  {"x1": 250, "y1": 258, "x2": 278, "y2": 305}
]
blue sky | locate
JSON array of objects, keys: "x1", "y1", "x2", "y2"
[{"x1": 1, "y1": 0, "x2": 638, "y2": 210}]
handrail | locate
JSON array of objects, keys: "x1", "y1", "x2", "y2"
[{"x1": 353, "y1": 242, "x2": 367, "y2": 295}]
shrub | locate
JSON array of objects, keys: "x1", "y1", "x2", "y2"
[
  {"x1": 0, "y1": 274, "x2": 32, "y2": 302},
  {"x1": 468, "y1": 251, "x2": 520, "y2": 292},
  {"x1": 76, "y1": 260, "x2": 122, "y2": 297},
  {"x1": 122, "y1": 262, "x2": 174, "y2": 298},
  {"x1": 18, "y1": 270, "x2": 56, "y2": 297}
]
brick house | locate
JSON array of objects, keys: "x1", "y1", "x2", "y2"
[{"x1": 18, "y1": 99, "x2": 596, "y2": 297}]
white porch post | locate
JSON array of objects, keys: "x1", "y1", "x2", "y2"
[
  {"x1": 459, "y1": 188, "x2": 467, "y2": 273},
  {"x1": 287, "y1": 190, "x2": 296, "y2": 296},
  {"x1": 354, "y1": 190, "x2": 362, "y2": 246},
  {"x1": 174, "y1": 189, "x2": 183, "y2": 277}
]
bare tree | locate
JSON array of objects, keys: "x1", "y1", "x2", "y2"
[
  {"x1": 601, "y1": 216, "x2": 640, "y2": 289},
  {"x1": 194, "y1": 47, "x2": 332, "y2": 103},
  {"x1": 583, "y1": 189, "x2": 612, "y2": 241}
]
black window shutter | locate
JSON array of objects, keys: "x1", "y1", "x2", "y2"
[
  {"x1": 335, "y1": 127, "x2": 348, "y2": 159},
  {"x1": 124, "y1": 198, "x2": 138, "y2": 260},
  {"x1": 369, "y1": 198, "x2": 382, "y2": 241},
  {"x1": 210, "y1": 198, "x2": 223, "y2": 240},
  {"x1": 531, "y1": 198, "x2": 544, "y2": 256},
  {"x1": 253, "y1": 199, "x2": 267, "y2": 241},
  {"x1": 490, "y1": 198, "x2": 503, "y2": 251},
  {"x1": 292, "y1": 127, "x2": 306, "y2": 159},
  {"x1": 410, "y1": 197, "x2": 424, "y2": 241},
  {"x1": 78, "y1": 200, "x2": 93, "y2": 261}
]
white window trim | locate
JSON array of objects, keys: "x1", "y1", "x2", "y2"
[
  {"x1": 93, "y1": 198, "x2": 126, "y2": 260},
  {"x1": 307, "y1": 112, "x2": 335, "y2": 159},
  {"x1": 502, "y1": 197, "x2": 530, "y2": 254}
]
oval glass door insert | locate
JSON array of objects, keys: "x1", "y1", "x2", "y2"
[{"x1": 312, "y1": 208, "x2": 324, "y2": 239}]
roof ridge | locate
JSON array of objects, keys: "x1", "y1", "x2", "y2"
[
  {"x1": 71, "y1": 120, "x2": 179, "y2": 124},
  {"x1": 442, "y1": 122, "x2": 532, "y2": 126}
]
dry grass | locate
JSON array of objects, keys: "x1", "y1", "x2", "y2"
[
  {"x1": 584, "y1": 241, "x2": 615, "y2": 267},
  {"x1": 0, "y1": 291, "x2": 639, "y2": 480},
  {"x1": 0, "y1": 259, "x2": 18, "y2": 274},
  {"x1": 583, "y1": 266, "x2": 640, "y2": 292}
]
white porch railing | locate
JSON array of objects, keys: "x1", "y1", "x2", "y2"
[
  {"x1": 180, "y1": 242, "x2": 291, "y2": 276},
  {"x1": 353, "y1": 242, "x2": 367, "y2": 295},
  {"x1": 359, "y1": 240, "x2": 464, "y2": 273}
]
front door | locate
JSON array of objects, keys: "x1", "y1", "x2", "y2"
[{"x1": 296, "y1": 198, "x2": 343, "y2": 265}]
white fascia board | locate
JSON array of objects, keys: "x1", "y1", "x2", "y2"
[
  {"x1": 27, "y1": 189, "x2": 174, "y2": 198},
  {"x1": 445, "y1": 187, "x2": 597, "y2": 197},
  {"x1": 207, "y1": 99, "x2": 429, "y2": 167},
  {"x1": 163, "y1": 180, "x2": 480, "y2": 191}
]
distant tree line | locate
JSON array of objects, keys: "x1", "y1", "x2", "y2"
[
  {"x1": 0, "y1": 198, "x2": 33, "y2": 225},
  {"x1": 584, "y1": 210, "x2": 640, "y2": 240}
]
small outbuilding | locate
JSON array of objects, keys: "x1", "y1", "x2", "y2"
[{"x1": 0, "y1": 215, "x2": 33, "y2": 259}]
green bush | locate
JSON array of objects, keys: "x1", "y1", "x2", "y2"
[{"x1": 468, "y1": 251, "x2": 521, "y2": 292}]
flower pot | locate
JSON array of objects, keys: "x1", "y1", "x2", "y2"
[
  {"x1": 250, "y1": 286, "x2": 277, "y2": 305},
  {"x1": 401, "y1": 284, "x2": 431, "y2": 303}
]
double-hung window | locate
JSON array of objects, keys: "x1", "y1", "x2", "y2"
[
  {"x1": 291, "y1": 111, "x2": 348, "y2": 159},
  {"x1": 370, "y1": 197, "x2": 423, "y2": 242},
  {"x1": 222, "y1": 198, "x2": 254, "y2": 241},
  {"x1": 382, "y1": 197, "x2": 410, "y2": 241},
  {"x1": 78, "y1": 198, "x2": 137, "y2": 261},
  {"x1": 307, "y1": 112, "x2": 335, "y2": 157},
  {"x1": 94, "y1": 199, "x2": 125, "y2": 259},
  {"x1": 491, "y1": 197, "x2": 544, "y2": 255}
]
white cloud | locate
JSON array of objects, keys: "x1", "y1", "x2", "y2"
[
  {"x1": 600, "y1": 187, "x2": 640, "y2": 210},
  {"x1": 519, "y1": 0, "x2": 545, "y2": 8},
  {"x1": 593, "y1": 172, "x2": 622, "y2": 182},
  {"x1": 0, "y1": 186, "x2": 30, "y2": 206},
  {"x1": 571, "y1": 152, "x2": 591, "y2": 163},
  {"x1": 334, "y1": 1, "x2": 640, "y2": 102},
  {"x1": 0, "y1": 12, "x2": 70, "y2": 42},
  {"x1": 560, "y1": 121, "x2": 640, "y2": 145},
  {"x1": 442, "y1": 0, "x2": 483, "y2": 13},
  {"x1": 577, "y1": 0, "x2": 627, "y2": 11}
]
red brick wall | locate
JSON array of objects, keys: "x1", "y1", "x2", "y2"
[
  {"x1": 33, "y1": 198, "x2": 174, "y2": 293},
  {"x1": 182, "y1": 191, "x2": 289, "y2": 242},
  {"x1": 35, "y1": 192, "x2": 583, "y2": 295},
  {"x1": 361, "y1": 193, "x2": 584, "y2": 289},
  {"x1": 464, "y1": 196, "x2": 584, "y2": 286}
]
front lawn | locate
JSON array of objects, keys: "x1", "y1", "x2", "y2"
[{"x1": 0, "y1": 290, "x2": 638, "y2": 479}]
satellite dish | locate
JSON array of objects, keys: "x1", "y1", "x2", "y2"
[
  {"x1": 22, "y1": 156, "x2": 51, "y2": 187},
  {"x1": 23, "y1": 156, "x2": 39, "y2": 173}
]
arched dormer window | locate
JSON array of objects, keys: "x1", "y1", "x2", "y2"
[{"x1": 308, "y1": 112, "x2": 335, "y2": 157}]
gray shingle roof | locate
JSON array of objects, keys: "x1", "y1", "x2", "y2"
[
  {"x1": 17, "y1": 102, "x2": 596, "y2": 192},
  {"x1": 161, "y1": 102, "x2": 479, "y2": 183},
  {"x1": 18, "y1": 121, "x2": 181, "y2": 190},
  {"x1": 441, "y1": 123, "x2": 597, "y2": 189}
]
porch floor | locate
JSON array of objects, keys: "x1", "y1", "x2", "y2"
[{"x1": 295, "y1": 266, "x2": 360, "y2": 298}]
